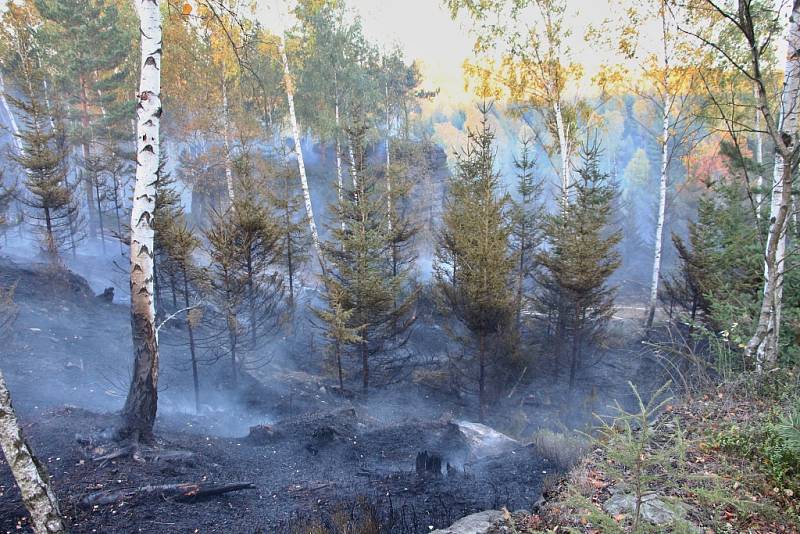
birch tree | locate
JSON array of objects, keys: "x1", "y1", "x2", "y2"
[
  {"x1": 446, "y1": 0, "x2": 586, "y2": 207},
  {"x1": 611, "y1": 0, "x2": 705, "y2": 327},
  {"x1": 0, "y1": 73, "x2": 23, "y2": 154},
  {"x1": 120, "y1": 0, "x2": 162, "y2": 442},
  {"x1": 274, "y1": 2, "x2": 324, "y2": 272},
  {"x1": 0, "y1": 370, "x2": 66, "y2": 533},
  {"x1": 683, "y1": 0, "x2": 800, "y2": 367},
  {"x1": 0, "y1": 289, "x2": 65, "y2": 533}
]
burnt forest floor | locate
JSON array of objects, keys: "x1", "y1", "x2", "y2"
[{"x1": 0, "y1": 258, "x2": 672, "y2": 533}]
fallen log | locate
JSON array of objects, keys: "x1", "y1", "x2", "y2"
[{"x1": 80, "y1": 482, "x2": 256, "y2": 508}]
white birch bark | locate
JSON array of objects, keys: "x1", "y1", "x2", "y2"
[
  {"x1": 553, "y1": 99, "x2": 570, "y2": 207},
  {"x1": 334, "y1": 88, "x2": 345, "y2": 233},
  {"x1": 0, "y1": 73, "x2": 23, "y2": 154},
  {"x1": 0, "y1": 370, "x2": 65, "y2": 533},
  {"x1": 647, "y1": 8, "x2": 672, "y2": 328},
  {"x1": 348, "y1": 142, "x2": 358, "y2": 189},
  {"x1": 221, "y1": 72, "x2": 235, "y2": 208},
  {"x1": 754, "y1": 85, "x2": 764, "y2": 218},
  {"x1": 279, "y1": 35, "x2": 324, "y2": 270},
  {"x1": 385, "y1": 82, "x2": 393, "y2": 235},
  {"x1": 746, "y1": 0, "x2": 800, "y2": 368},
  {"x1": 121, "y1": 0, "x2": 162, "y2": 440},
  {"x1": 647, "y1": 105, "x2": 669, "y2": 327}
]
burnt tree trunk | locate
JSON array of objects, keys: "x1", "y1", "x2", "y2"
[
  {"x1": 0, "y1": 369, "x2": 66, "y2": 533},
  {"x1": 182, "y1": 265, "x2": 200, "y2": 413},
  {"x1": 478, "y1": 333, "x2": 486, "y2": 423}
]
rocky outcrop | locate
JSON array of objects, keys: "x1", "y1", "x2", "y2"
[{"x1": 431, "y1": 510, "x2": 504, "y2": 534}]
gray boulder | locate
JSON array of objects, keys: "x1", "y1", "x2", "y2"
[{"x1": 431, "y1": 510, "x2": 505, "y2": 534}]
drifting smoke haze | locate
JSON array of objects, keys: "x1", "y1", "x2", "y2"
[{"x1": 0, "y1": 0, "x2": 747, "y2": 531}]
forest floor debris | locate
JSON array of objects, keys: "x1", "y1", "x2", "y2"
[{"x1": 492, "y1": 372, "x2": 800, "y2": 533}]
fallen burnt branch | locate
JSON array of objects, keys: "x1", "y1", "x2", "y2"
[
  {"x1": 91, "y1": 445, "x2": 195, "y2": 466},
  {"x1": 80, "y1": 482, "x2": 256, "y2": 508}
]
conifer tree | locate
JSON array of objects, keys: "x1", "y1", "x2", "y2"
[
  {"x1": 205, "y1": 185, "x2": 283, "y2": 386},
  {"x1": 434, "y1": 103, "x2": 515, "y2": 421},
  {"x1": 205, "y1": 210, "x2": 245, "y2": 386},
  {"x1": 266, "y1": 154, "x2": 309, "y2": 307},
  {"x1": 314, "y1": 285, "x2": 363, "y2": 392},
  {"x1": 537, "y1": 142, "x2": 621, "y2": 389},
  {"x1": 317, "y1": 121, "x2": 416, "y2": 392},
  {"x1": 153, "y1": 143, "x2": 183, "y2": 316},
  {"x1": 510, "y1": 136, "x2": 544, "y2": 330},
  {"x1": 163, "y1": 220, "x2": 204, "y2": 412},
  {"x1": 229, "y1": 176, "x2": 283, "y2": 349},
  {"x1": 665, "y1": 179, "x2": 763, "y2": 335},
  {"x1": 11, "y1": 80, "x2": 77, "y2": 259},
  {"x1": 34, "y1": 0, "x2": 135, "y2": 240}
]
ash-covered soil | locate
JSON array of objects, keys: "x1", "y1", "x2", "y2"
[
  {"x1": 0, "y1": 258, "x2": 668, "y2": 533},
  {"x1": 0, "y1": 406, "x2": 549, "y2": 533}
]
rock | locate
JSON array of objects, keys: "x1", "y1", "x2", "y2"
[
  {"x1": 454, "y1": 421, "x2": 519, "y2": 459},
  {"x1": 96, "y1": 287, "x2": 114, "y2": 303},
  {"x1": 603, "y1": 492, "x2": 702, "y2": 532},
  {"x1": 431, "y1": 510, "x2": 505, "y2": 534}
]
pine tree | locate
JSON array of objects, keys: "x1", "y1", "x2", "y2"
[
  {"x1": 266, "y1": 154, "x2": 310, "y2": 307},
  {"x1": 153, "y1": 143, "x2": 184, "y2": 316},
  {"x1": 162, "y1": 220, "x2": 204, "y2": 413},
  {"x1": 664, "y1": 180, "x2": 763, "y2": 337},
  {"x1": 11, "y1": 85, "x2": 77, "y2": 259},
  {"x1": 510, "y1": 136, "x2": 544, "y2": 331},
  {"x1": 205, "y1": 210, "x2": 246, "y2": 387},
  {"x1": 314, "y1": 285, "x2": 363, "y2": 392},
  {"x1": 229, "y1": 176, "x2": 283, "y2": 350},
  {"x1": 34, "y1": 0, "x2": 136, "y2": 240},
  {"x1": 317, "y1": 121, "x2": 416, "y2": 392},
  {"x1": 434, "y1": 102, "x2": 515, "y2": 421},
  {"x1": 204, "y1": 184, "x2": 284, "y2": 387},
  {"x1": 537, "y1": 142, "x2": 622, "y2": 389}
]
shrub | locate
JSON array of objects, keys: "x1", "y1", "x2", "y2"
[
  {"x1": 712, "y1": 410, "x2": 800, "y2": 492},
  {"x1": 530, "y1": 429, "x2": 588, "y2": 471}
]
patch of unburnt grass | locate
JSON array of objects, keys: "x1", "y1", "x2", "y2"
[{"x1": 497, "y1": 372, "x2": 800, "y2": 533}]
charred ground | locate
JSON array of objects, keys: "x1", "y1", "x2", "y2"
[{"x1": 0, "y1": 259, "x2": 668, "y2": 533}]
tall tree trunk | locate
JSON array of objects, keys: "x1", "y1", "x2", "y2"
[
  {"x1": 0, "y1": 73, "x2": 23, "y2": 153},
  {"x1": 120, "y1": 0, "x2": 162, "y2": 443},
  {"x1": 79, "y1": 74, "x2": 97, "y2": 240},
  {"x1": 647, "y1": 104, "x2": 670, "y2": 328},
  {"x1": 246, "y1": 255, "x2": 257, "y2": 349},
  {"x1": 335, "y1": 340, "x2": 344, "y2": 391},
  {"x1": 0, "y1": 369, "x2": 65, "y2": 533},
  {"x1": 385, "y1": 82, "x2": 393, "y2": 237},
  {"x1": 279, "y1": 36, "x2": 324, "y2": 273},
  {"x1": 94, "y1": 180, "x2": 106, "y2": 253},
  {"x1": 228, "y1": 310, "x2": 238, "y2": 387},
  {"x1": 568, "y1": 315, "x2": 582, "y2": 390},
  {"x1": 282, "y1": 169, "x2": 295, "y2": 305},
  {"x1": 182, "y1": 264, "x2": 200, "y2": 414},
  {"x1": 221, "y1": 70, "x2": 235, "y2": 208},
  {"x1": 754, "y1": 84, "x2": 764, "y2": 219},
  {"x1": 553, "y1": 99, "x2": 570, "y2": 207},
  {"x1": 361, "y1": 337, "x2": 369, "y2": 392},
  {"x1": 478, "y1": 333, "x2": 486, "y2": 423},
  {"x1": 334, "y1": 72, "x2": 345, "y2": 234},
  {"x1": 516, "y1": 230, "x2": 526, "y2": 330},
  {"x1": 745, "y1": 0, "x2": 800, "y2": 369}
]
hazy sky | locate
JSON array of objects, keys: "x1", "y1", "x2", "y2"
[
  {"x1": 255, "y1": 0, "x2": 636, "y2": 101},
  {"x1": 347, "y1": 0, "x2": 626, "y2": 100}
]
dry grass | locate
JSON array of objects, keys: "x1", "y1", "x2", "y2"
[{"x1": 530, "y1": 428, "x2": 589, "y2": 471}]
